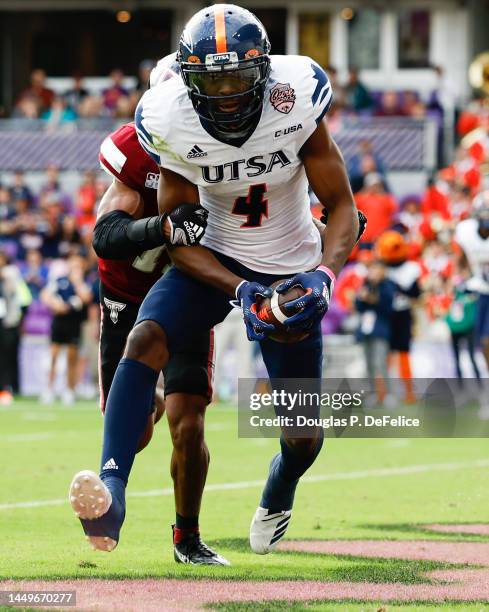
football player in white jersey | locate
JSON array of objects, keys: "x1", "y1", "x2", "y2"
[
  {"x1": 455, "y1": 192, "x2": 489, "y2": 414},
  {"x1": 72, "y1": 4, "x2": 359, "y2": 559}
]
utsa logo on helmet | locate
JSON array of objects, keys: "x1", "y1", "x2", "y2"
[{"x1": 177, "y1": 4, "x2": 271, "y2": 140}]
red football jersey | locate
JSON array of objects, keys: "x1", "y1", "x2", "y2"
[{"x1": 98, "y1": 122, "x2": 170, "y2": 303}]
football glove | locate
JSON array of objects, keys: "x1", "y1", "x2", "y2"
[
  {"x1": 320, "y1": 209, "x2": 367, "y2": 244},
  {"x1": 231, "y1": 281, "x2": 275, "y2": 341},
  {"x1": 167, "y1": 204, "x2": 208, "y2": 246},
  {"x1": 275, "y1": 266, "x2": 336, "y2": 331}
]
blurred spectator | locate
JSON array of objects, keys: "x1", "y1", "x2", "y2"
[
  {"x1": 131, "y1": 59, "x2": 156, "y2": 106},
  {"x1": 39, "y1": 165, "x2": 72, "y2": 213},
  {"x1": 40, "y1": 254, "x2": 93, "y2": 405},
  {"x1": 325, "y1": 65, "x2": 346, "y2": 109},
  {"x1": 423, "y1": 240, "x2": 454, "y2": 277},
  {"x1": 41, "y1": 96, "x2": 78, "y2": 131},
  {"x1": 444, "y1": 282, "x2": 481, "y2": 387},
  {"x1": 0, "y1": 184, "x2": 12, "y2": 221},
  {"x1": 114, "y1": 95, "x2": 134, "y2": 119},
  {"x1": 0, "y1": 250, "x2": 32, "y2": 402},
  {"x1": 400, "y1": 90, "x2": 420, "y2": 116},
  {"x1": 449, "y1": 185, "x2": 472, "y2": 222},
  {"x1": 348, "y1": 139, "x2": 387, "y2": 193},
  {"x1": 76, "y1": 171, "x2": 97, "y2": 230},
  {"x1": 17, "y1": 69, "x2": 54, "y2": 114},
  {"x1": 58, "y1": 215, "x2": 82, "y2": 258},
  {"x1": 102, "y1": 69, "x2": 130, "y2": 115},
  {"x1": 375, "y1": 91, "x2": 407, "y2": 117},
  {"x1": 20, "y1": 249, "x2": 49, "y2": 300},
  {"x1": 63, "y1": 73, "x2": 89, "y2": 113},
  {"x1": 12, "y1": 95, "x2": 40, "y2": 120},
  {"x1": 335, "y1": 249, "x2": 374, "y2": 312},
  {"x1": 421, "y1": 176, "x2": 452, "y2": 239},
  {"x1": 9, "y1": 170, "x2": 33, "y2": 204},
  {"x1": 431, "y1": 65, "x2": 457, "y2": 113},
  {"x1": 40, "y1": 164, "x2": 62, "y2": 198},
  {"x1": 355, "y1": 259, "x2": 396, "y2": 406},
  {"x1": 78, "y1": 95, "x2": 104, "y2": 119},
  {"x1": 15, "y1": 209, "x2": 44, "y2": 260},
  {"x1": 398, "y1": 194, "x2": 423, "y2": 241},
  {"x1": 39, "y1": 192, "x2": 64, "y2": 259},
  {"x1": 93, "y1": 176, "x2": 110, "y2": 217},
  {"x1": 355, "y1": 173, "x2": 398, "y2": 245},
  {"x1": 344, "y1": 67, "x2": 373, "y2": 112}
]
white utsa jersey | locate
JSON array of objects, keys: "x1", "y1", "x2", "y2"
[
  {"x1": 455, "y1": 218, "x2": 489, "y2": 295},
  {"x1": 136, "y1": 55, "x2": 333, "y2": 274}
]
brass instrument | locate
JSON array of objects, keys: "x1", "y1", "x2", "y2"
[{"x1": 469, "y1": 52, "x2": 489, "y2": 94}]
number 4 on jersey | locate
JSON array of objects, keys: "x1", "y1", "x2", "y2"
[{"x1": 232, "y1": 184, "x2": 268, "y2": 228}]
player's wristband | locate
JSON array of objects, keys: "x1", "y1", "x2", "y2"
[{"x1": 316, "y1": 265, "x2": 336, "y2": 284}]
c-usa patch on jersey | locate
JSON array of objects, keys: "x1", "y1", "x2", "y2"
[{"x1": 270, "y1": 83, "x2": 296, "y2": 114}]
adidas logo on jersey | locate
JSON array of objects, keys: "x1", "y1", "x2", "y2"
[
  {"x1": 102, "y1": 458, "x2": 118, "y2": 470},
  {"x1": 187, "y1": 145, "x2": 208, "y2": 159}
]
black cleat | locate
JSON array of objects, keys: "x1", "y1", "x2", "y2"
[{"x1": 173, "y1": 528, "x2": 230, "y2": 566}]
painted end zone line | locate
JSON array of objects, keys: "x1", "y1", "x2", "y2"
[{"x1": 1, "y1": 458, "x2": 488, "y2": 511}]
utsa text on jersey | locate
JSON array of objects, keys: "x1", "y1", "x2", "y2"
[{"x1": 201, "y1": 150, "x2": 291, "y2": 183}]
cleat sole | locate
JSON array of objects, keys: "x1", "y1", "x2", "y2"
[{"x1": 69, "y1": 470, "x2": 112, "y2": 521}]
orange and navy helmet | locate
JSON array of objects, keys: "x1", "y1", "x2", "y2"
[
  {"x1": 177, "y1": 4, "x2": 271, "y2": 139},
  {"x1": 376, "y1": 231, "x2": 408, "y2": 264}
]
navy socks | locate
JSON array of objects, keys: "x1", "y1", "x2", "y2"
[
  {"x1": 100, "y1": 358, "x2": 158, "y2": 485},
  {"x1": 260, "y1": 432, "x2": 324, "y2": 512}
]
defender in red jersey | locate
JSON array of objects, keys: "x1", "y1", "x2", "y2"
[
  {"x1": 98, "y1": 123, "x2": 169, "y2": 303},
  {"x1": 97, "y1": 122, "x2": 212, "y2": 445},
  {"x1": 97, "y1": 122, "x2": 168, "y2": 448},
  {"x1": 88, "y1": 121, "x2": 228, "y2": 565}
]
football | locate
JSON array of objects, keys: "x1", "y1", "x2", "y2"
[{"x1": 257, "y1": 280, "x2": 309, "y2": 343}]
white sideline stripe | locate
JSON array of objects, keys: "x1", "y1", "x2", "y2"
[
  {"x1": 1, "y1": 458, "x2": 489, "y2": 511},
  {"x1": 0, "y1": 432, "x2": 55, "y2": 442},
  {"x1": 0, "y1": 430, "x2": 79, "y2": 442}
]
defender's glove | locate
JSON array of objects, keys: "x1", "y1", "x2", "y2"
[
  {"x1": 167, "y1": 204, "x2": 208, "y2": 246},
  {"x1": 276, "y1": 266, "x2": 336, "y2": 331},
  {"x1": 320, "y1": 209, "x2": 368, "y2": 244},
  {"x1": 231, "y1": 281, "x2": 275, "y2": 341}
]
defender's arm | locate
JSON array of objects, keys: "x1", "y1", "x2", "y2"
[{"x1": 93, "y1": 179, "x2": 171, "y2": 259}]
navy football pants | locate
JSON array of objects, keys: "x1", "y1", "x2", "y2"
[{"x1": 136, "y1": 251, "x2": 323, "y2": 380}]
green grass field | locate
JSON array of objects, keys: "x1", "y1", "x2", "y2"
[{"x1": 1, "y1": 398, "x2": 489, "y2": 611}]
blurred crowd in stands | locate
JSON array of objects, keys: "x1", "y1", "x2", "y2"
[
  {"x1": 0, "y1": 62, "x2": 488, "y2": 406},
  {"x1": 8, "y1": 64, "x2": 154, "y2": 124},
  {"x1": 326, "y1": 64, "x2": 451, "y2": 125},
  {"x1": 6, "y1": 63, "x2": 451, "y2": 126}
]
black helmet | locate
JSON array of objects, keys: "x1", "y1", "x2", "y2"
[{"x1": 177, "y1": 4, "x2": 271, "y2": 138}]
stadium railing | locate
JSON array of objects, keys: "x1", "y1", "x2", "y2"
[{"x1": 0, "y1": 117, "x2": 439, "y2": 172}]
